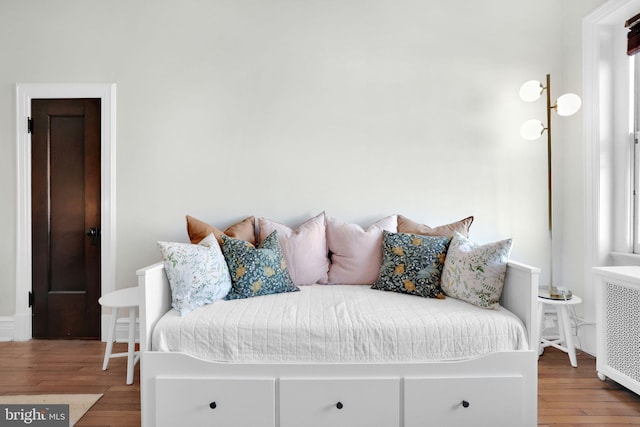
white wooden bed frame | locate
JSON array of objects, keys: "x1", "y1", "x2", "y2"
[{"x1": 137, "y1": 260, "x2": 540, "y2": 427}]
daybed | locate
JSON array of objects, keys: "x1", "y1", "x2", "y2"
[{"x1": 136, "y1": 213, "x2": 540, "y2": 427}]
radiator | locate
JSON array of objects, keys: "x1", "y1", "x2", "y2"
[{"x1": 593, "y1": 266, "x2": 640, "y2": 395}]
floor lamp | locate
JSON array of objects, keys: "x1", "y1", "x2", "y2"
[{"x1": 519, "y1": 74, "x2": 581, "y2": 300}]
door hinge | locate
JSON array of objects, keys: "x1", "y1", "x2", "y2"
[
  {"x1": 27, "y1": 117, "x2": 33, "y2": 134},
  {"x1": 28, "y1": 291, "x2": 33, "y2": 308}
]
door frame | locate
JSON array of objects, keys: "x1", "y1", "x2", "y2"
[{"x1": 15, "y1": 83, "x2": 116, "y2": 341}]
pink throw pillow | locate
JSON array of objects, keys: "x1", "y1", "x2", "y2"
[
  {"x1": 258, "y1": 212, "x2": 330, "y2": 285},
  {"x1": 326, "y1": 215, "x2": 398, "y2": 285}
]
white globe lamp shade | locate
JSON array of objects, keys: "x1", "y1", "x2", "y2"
[
  {"x1": 519, "y1": 80, "x2": 543, "y2": 102},
  {"x1": 520, "y1": 119, "x2": 544, "y2": 140},
  {"x1": 556, "y1": 93, "x2": 582, "y2": 116}
]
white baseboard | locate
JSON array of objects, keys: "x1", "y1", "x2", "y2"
[
  {"x1": 100, "y1": 314, "x2": 140, "y2": 343},
  {"x1": 539, "y1": 312, "x2": 597, "y2": 357},
  {"x1": 0, "y1": 315, "x2": 138, "y2": 343},
  {"x1": 576, "y1": 320, "x2": 597, "y2": 357},
  {"x1": 0, "y1": 317, "x2": 14, "y2": 342},
  {"x1": 13, "y1": 313, "x2": 31, "y2": 341}
]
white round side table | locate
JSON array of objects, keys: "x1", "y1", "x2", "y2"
[
  {"x1": 537, "y1": 294, "x2": 583, "y2": 368},
  {"x1": 99, "y1": 286, "x2": 140, "y2": 385}
]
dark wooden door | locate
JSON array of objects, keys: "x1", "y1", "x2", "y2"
[{"x1": 31, "y1": 98, "x2": 101, "y2": 339}]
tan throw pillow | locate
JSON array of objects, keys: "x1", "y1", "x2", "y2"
[
  {"x1": 186, "y1": 215, "x2": 256, "y2": 246},
  {"x1": 397, "y1": 215, "x2": 474, "y2": 238}
]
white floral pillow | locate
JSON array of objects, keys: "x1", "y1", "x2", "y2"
[
  {"x1": 157, "y1": 233, "x2": 232, "y2": 316},
  {"x1": 441, "y1": 232, "x2": 512, "y2": 309}
]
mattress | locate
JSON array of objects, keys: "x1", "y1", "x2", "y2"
[{"x1": 152, "y1": 284, "x2": 528, "y2": 363}]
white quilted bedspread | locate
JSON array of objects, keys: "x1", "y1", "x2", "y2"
[{"x1": 152, "y1": 285, "x2": 528, "y2": 363}]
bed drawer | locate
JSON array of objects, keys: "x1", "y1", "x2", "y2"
[
  {"x1": 404, "y1": 376, "x2": 524, "y2": 427},
  {"x1": 279, "y1": 378, "x2": 400, "y2": 427},
  {"x1": 155, "y1": 377, "x2": 275, "y2": 427}
]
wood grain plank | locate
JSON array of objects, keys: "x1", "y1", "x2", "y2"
[
  {"x1": 537, "y1": 348, "x2": 640, "y2": 425},
  {"x1": 0, "y1": 341, "x2": 139, "y2": 426},
  {"x1": 0, "y1": 341, "x2": 639, "y2": 426}
]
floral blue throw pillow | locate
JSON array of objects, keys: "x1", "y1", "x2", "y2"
[
  {"x1": 372, "y1": 231, "x2": 450, "y2": 298},
  {"x1": 222, "y1": 230, "x2": 299, "y2": 300},
  {"x1": 158, "y1": 233, "x2": 232, "y2": 316}
]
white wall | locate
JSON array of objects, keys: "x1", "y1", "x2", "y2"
[{"x1": 0, "y1": 0, "x2": 604, "y2": 320}]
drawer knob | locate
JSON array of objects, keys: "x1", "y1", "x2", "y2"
[
  {"x1": 209, "y1": 401, "x2": 217, "y2": 409},
  {"x1": 336, "y1": 401, "x2": 344, "y2": 410},
  {"x1": 462, "y1": 400, "x2": 470, "y2": 408}
]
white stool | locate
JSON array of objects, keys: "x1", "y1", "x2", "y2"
[
  {"x1": 99, "y1": 286, "x2": 140, "y2": 385},
  {"x1": 538, "y1": 294, "x2": 583, "y2": 368}
]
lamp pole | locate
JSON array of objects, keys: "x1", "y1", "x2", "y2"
[
  {"x1": 544, "y1": 74, "x2": 571, "y2": 299},
  {"x1": 546, "y1": 74, "x2": 554, "y2": 295},
  {"x1": 546, "y1": 74, "x2": 552, "y2": 237},
  {"x1": 520, "y1": 73, "x2": 579, "y2": 300}
]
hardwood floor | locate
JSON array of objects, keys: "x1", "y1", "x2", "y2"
[
  {"x1": 538, "y1": 347, "x2": 640, "y2": 426},
  {"x1": 0, "y1": 340, "x2": 139, "y2": 426},
  {"x1": 0, "y1": 340, "x2": 639, "y2": 426}
]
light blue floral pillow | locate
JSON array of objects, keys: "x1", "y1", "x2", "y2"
[
  {"x1": 158, "y1": 233, "x2": 232, "y2": 316},
  {"x1": 441, "y1": 232, "x2": 513, "y2": 309},
  {"x1": 372, "y1": 231, "x2": 450, "y2": 298},
  {"x1": 222, "y1": 230, "x2": 299, "y2": 300}
]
